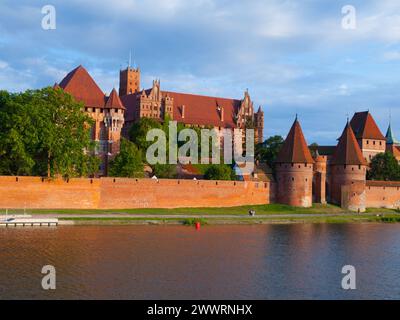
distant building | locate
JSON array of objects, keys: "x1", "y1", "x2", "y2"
[
  {"x1": 56, "y1": 66, "x2": 125, "y2": 175},
  {"x1": 119, "y1": 66, "x2": 264, "y2": 145},
  {"x1": 56, "y1": 65, "x2": 265, "y2": 175},
  {"x1": 350, "y1": 111, "x2": 386, "y2": 163},
  {"x1": 385, "y1": 123, "x2": 400, "y2": 162}
]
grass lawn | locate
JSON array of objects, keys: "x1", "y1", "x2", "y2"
[
  {"x1": 1, "y1": 203, "x2": 353, "y2": 215},
  {"x1": 58, "y1": 213, "x2": 400, "y2": 225}
]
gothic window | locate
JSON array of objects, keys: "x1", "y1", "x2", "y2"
[{"x1": 100, "y1": 124, "x2": 107, "y2": 140}]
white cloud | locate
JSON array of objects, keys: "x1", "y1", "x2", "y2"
[
  {"x1": 0, "y1": 60, "x2": 8, "y2": 69},
  {"x1": 383, "y1": 51, "x2": 400, "y2": 60}
]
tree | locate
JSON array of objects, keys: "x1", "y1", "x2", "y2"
[
  {"x1": 367, "y1": 152, "x2": 400, "y2": 181},
  {"x1": 129, "y1": 117, "x2": 162, "y2": 151},
  {"x1": 151, "y1": 163, "x2": 177, "y2": 179},
  {"x1": 0, "y1": 87, "x2": 98, "y2": 178},
  {"x1": 255, "y1": 135, "x2": 284, "y2": 167},
  {"x1": 204, "y1": 164, "x2": 235, "y2": 180},
  {"x1": 109, "y1": 138, "x2": 144, "y2": 178}
]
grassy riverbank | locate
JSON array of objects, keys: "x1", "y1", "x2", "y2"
[
  {"x1": 6, "y1": 203, "x2": 373, "y2": 215},
  {"x1": 2, "y1": 204, "x2": 400, "y2": 225},
  {"x1": 57, "y1": 213, "x2": 400, "y2": 225}
]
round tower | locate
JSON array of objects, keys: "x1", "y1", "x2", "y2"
[
  {"x1": 330, "y1": 122, "x2": 367, "y2": 212},
  {"x1": 313, "y1": 154, "x2": 328, "y2": 204},
  {"x1": 275, "y1": 118, "x2": 314, "y2": 207}
]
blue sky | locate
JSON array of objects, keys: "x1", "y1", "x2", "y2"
[{"x1": 1, "y1": 0, "x2": 400, "y2": 144}]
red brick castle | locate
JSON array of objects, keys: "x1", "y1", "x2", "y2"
[
  {"x1": 50, "y1": 64, "x2": 400, "y2": 212},
  {"x1": 56, "y1": 65, "x2": 264, "y2": 174}
]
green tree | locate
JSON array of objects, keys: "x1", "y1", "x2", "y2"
[
  {"x1": 109, "y1": 138, "x2": 144, "y2": 178},
  {"x1": 204, "y1": 164, "x2": 235, "y2": 180},
  {"x1": 0, "y1": 87, "x2": 97, "y2": 178},
  {"x1": 255, "y1": 135, "x2": 284, "y2": 167},
  {"x1": 129, "y1": 117, "x2": 162, "y2": 151},
  {"x1": 151, "y1": 163, "x2": 177, "y2": 179},
  {"x1": 367, "y1": 152, "x2": 400, "y2": 181}
]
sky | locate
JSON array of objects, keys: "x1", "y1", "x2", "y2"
[{"x1": 1, "y1": 0, "x2": 400, "y2": 145}]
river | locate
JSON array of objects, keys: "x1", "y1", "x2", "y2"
[{"x1": 0, "y1": 224, "x2": 399, "y2": 299}]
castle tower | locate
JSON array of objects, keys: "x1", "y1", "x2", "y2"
[
  {"x1": 350, "y1": 111, "x2": 386, "y2": 162},
  {"x1": 330, "y1": 121, "x2": 367, "y2": 212},
  {"x1": 104, "y1": 88, "x2": 126, "y2": 156},
  {"x1": 119, "y1": 67, "x2": 140, "y2": 96},
  {"x1": 275, "y1": 117, "x2": 314, "y2": 207},
  {"x1": 385, "y1": 123, "x2": 400, "y2": 161},
  {"x1": 255, "y1": 106, "x2": 264, "y2": 144},
  {"x1": 313, "y1": 153, "x2": 328, "y2": 204}
]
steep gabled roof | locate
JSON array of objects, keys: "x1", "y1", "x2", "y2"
[
  {"x1": 385, "y1": 124, "x2": 399, "y2": 145},
  {"x1": 331, "y1": 122, "x2": 367, "y2": 166},
  {"x1": 275, "y1": 118, "x2": 314, "y2": 164},
  {"x1": 121, "y1": 89, "x2": 242, "y2": 128},
  {"x1": 105, "y1": 88, "x2": 125, "y2": 109},
  {"x1": 164, "y1": 91, "x2": 240, "y2": 128},
  {"x1": 59, "y1": 65, "x2": 106, "y2": 107},
  {"x1": 350, "y1": 111, "x2": 385, "y2": 140}
]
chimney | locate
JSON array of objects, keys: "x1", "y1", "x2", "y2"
[
  {"x1": 181, "y1": 105, "x2": 185, "y2": 118},
  {"x1": 221, "y1": 107, "x2": 224, "y2": 122}
]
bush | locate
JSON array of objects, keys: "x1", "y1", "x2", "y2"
[{"x1": 204, "y1": 164, "x2": 235, "y2": 180}]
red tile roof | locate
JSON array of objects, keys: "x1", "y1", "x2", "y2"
[
  {"x1": 350, "y1": 111, "x2": 385, "y2": 140},
  {"x1": 275, "y1": 119, "x2": 314, "y2": 164},
  {"x1": 366, "y1": 180, "x2": 400, "y2": 187},
  {"x1": 121, "y1": 90, "x2": 241, "y2": 128},
  {"x1": 163, "y1": 91, "x2": 240, "y2": 128},
  {"x1": 59, "y1": 65, "x2": 106, "y2": 107},
  {"x1": 105, "y1": 88, "x2": 125, "y2": 109},
  {"x1": 331, "y1": 122, "x2": 367, "y2": 165}
]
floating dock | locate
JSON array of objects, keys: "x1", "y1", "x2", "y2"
[{"x1": 0, "y1": 217, "x2": 58, "y2": 227}]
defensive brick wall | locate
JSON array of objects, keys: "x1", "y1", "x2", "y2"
[
  {"x1": 0, "y1": 176, "x2": 272, "y2": 209},
  {"x1": 365, "y1": 181, "x2": 400, "y2": 209}
]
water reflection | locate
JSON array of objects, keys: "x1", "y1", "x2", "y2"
[{"x1": 0, "y1": 224, "x2": 399, "y2": 299}]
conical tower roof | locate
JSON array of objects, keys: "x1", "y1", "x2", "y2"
[
  {"x1": 275, "y1": 118, "x2": 314, "y2": 164},
  {"x1": 59, "y1": 65, "x2": 105, "y2": 107},
  {"x1": 331, "y1": 122, "x2": 367, "y2": 166},
  {"x1": 105, "y1": 88, "x2": 125, "y2": 109},
  {"x1": 385, "y1": 123, "x2": 399, "y2": 145}
]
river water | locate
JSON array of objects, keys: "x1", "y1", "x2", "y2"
[{"x1": 0, "y1": 224, "x2": 399, "y2": 300}]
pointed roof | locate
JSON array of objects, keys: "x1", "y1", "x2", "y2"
[
  {"x1": 350, "y1": 111, "x2": 385, "y2": 140},
  {"x1": 105, "y1": 88, "x2": 125, "y2": 109},
  {"x1": 331, "y1": 122, "x2": 367, "y2": 166},
  {"x1": 275, "y1": 118, "x2": 314, "y2": 164},
  {"x1": 59, "y1": 65, "x2": 106, "y2": 107},
  {"x1": 385, "y1": 123, "x2": 399, "y2": 145}
]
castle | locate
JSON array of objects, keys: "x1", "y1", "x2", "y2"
[
  {"x1": 275, "y1": 113, "x2": 400, "y2": 212},
  {"x1": 56, "y1": 65, "x2": 264, "y2": 174},
  {"x1": 47, "y1": 64, "x2": 400, "y2": 212}
]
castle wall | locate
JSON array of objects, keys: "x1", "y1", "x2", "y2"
[
  {"x1": 365, "y1": 181, "x2": 400, "y2": 209},
  {"x1": 276, "y1": 163, "x2": 313, "y2": 207},
  {"x1": 313, "y1": 156, "x2": 327, "y2": 204},
  {"x1": 0, "y1": 176, "x2": 272, "y2": 209},
  {"x1": 341, "y1": 181, "x2": 366, "y2": 212},
  {"x1": 330, "y1": 165, "x2": 366, "y2": 206}
]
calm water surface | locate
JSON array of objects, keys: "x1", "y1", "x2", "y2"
[{"x1": 0, "y1": 224, "x2": 399, "y2": 299}]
